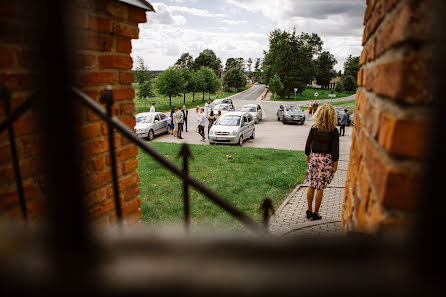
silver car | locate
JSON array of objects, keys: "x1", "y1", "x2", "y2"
[
  {"x1": 209, "y1": 112, "x2": 255, "y2": 146},
  {"x1": 212, "y1": 103, "x2": 235, "y2": 115},
  {"x1": 277, "y1": 105, "x2": 305, "y2": 125},
  {"x1": 241, "y1": 104, "x2": 262, "y2": 123},
  {"x1": 134, "y1": 112, "x2": 171, "y2": 140},
  {"x1": 208, "y1": 98, "x2": 233, "y2": 112}
]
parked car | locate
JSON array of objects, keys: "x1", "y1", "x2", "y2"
[
  {"x1": 134, "y1": 112, "x2": 171, "y2": 140},
  {"x1": 277, "y1": 105, "x2": 305, "y2": 124},
  {"x1": 212, "y1": 103, "x2": 235, "y2": 115},
  {"x1": 335, "y1": 107, "x2": 352, "y2": 126},
  {"x1": 241, "y1": 104, "x2": 262, "y2": 123},
  {"x1": 209, "y1": 98, "x2": 233, "y2": 112},
  {"x1": 209, "y1": 112, "x2": 255, "y2": 146}
]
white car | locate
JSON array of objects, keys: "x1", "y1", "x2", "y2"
[
  {"x1": 134, "y1": 112, "x2": 171, "y2": 140},
  {"x1": 209, "y1": 112, "x2": 255, "y2": 146},
  {"x1": 241, "y1": 104, "x2": 262, "y2": 123},
  {"x1": 212, "y1": 103, "x2": 235, "y2": 116}
]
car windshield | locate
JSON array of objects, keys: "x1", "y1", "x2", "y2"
[
  {"x1": 136, "y1": 115, "x2": 154, "y2": 123},
  {"x1": 285, "y1": 106, "x2": 301, "y2": 112},
  {"x1": 215, "y1": 115, "x2": 241, "y2": 126},
  {"x1": 213, "y1": 100, "x2": 223, "y2": 105},
  {"x1": 242, "y1": 106, "x2": 256, "y2": 112},
  {"x1": 214, "y1": 105, "x2": 228, "y2": 111}
]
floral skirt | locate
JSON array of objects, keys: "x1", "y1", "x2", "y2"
[{"x1": 305, "y1": 153, "x2": 335, "y2": 190}]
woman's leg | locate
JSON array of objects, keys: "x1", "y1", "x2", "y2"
[
  {"x1": 306, "y1": 187, "x2": 315, "y2": 212},
  {"x1": 314, "y1": 189, "x2": 324, "y2": 215}
]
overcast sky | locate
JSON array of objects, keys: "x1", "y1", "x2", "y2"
[{"x1": 132, "y1": 0, "x2": 366, "y2": 71}]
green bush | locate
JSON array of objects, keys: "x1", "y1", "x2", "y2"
[{"x1": 334, "y1": 81, "x2": 344, "y2": 93}]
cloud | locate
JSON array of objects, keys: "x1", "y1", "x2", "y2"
[
  {"x1": 148, "y1": 3, "x2": 187, "y2": 25},
  {"x1": 222, "y1": 19, "x2": 248, "y2": 25},
  {"x1": 169, "y1": 5, "x2": 226, "y2": 17}
]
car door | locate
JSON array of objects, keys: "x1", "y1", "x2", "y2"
[
  {"x1": 257, "y1": 105, "x2": 262, "y2": 119},
  {"x1": 247, "y1": 114, "x2": 254, "y2": 133},
  {"x1": 240, "y1": 115, "x2": 248, "y2": 138},
  {"x1": 159, "y1": 114, "x2": 168, "y2": 132},
  {"x1": 153, "y1": 114, "x2": 162, "y2": 135}
]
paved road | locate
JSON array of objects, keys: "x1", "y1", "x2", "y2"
[{"x1": 229, "y1": 84, "x2": 266, "y2": 101}]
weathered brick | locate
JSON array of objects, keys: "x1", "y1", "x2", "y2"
[
  {"x1": 83, "y1": 137, "x2": 108, "y2": 155},
  {"x1": 91, "y1": 155, "x2": 105, "y2": 171},
  {"x1": 128, "y1": 7, "x2": 147, "y2": 23},
  {"x1": 106, "y1": 1, "x2": 128, "y2": 20},
  {"x1": 113, "y1": 87, "x2": 135, "y2": 101},
  {"x1": 378, "y1": 112, "x2": 427, "y2": 159},
  {"x1": 98, "y1": 55, "x2": 133, "y2": 69},
  {"x1": 85, "y1": 186, "x2": 108, "y2": 208},
  {"x1": 81, "y1": 123, "x2": 102, "y2": 140},
  {"x1": 118, "y1": 172, "x2": 139, "y2": 191},
  {"x1": 78, "y1": 34, "x2": 113, "y2": 52},
  {"x1": 119, "y1": 71, "x2": 134, "y2": 84},
  {"x1": 88, "y1": 198, "x2": 115, "y2": 218},
  {"x1": 121, "y1": 197, "x2": 140, "y2": 217},
  {"x1": 122, "y1": 158, "x2": 138, "y2": 174},
  {"x1": 89, "y1": 15, "x2": 112, "y2": 33},
  {"x1": 119, "y1": 102, "x2": 135, "y2": 115},
  {"x1": 78, "y1": 71, "x2": 118, "y2": 86},
  {"x1": 116, "y1": 39, "x2": 132, "y2": 53},
  {"x1": 76, "y1": 54, "x2": 96, "y2": 68},
  {"x1": 114, "y1": 24, "x2": 139, "y2": 39}
]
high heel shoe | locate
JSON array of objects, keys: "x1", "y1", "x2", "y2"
[
  {"x1": 312, "y1": 213, "x2": 322, "y2": 220},
  {"x1": 306, "y1": 210, "x2": 313, "y2": 220}
]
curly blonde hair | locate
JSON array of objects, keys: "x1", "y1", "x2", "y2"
[{"x1": 312, "y1": 104, "x2": 338, "y2": 132}]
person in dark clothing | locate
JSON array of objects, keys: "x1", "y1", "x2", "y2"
[
  {"x1": 339, "y1": 109, "x2": 349, "y2": 136},
  {"x1": 304, "y1": 104, "x2": 339, "y2": 221},
  {"x1": 182, "y1": 105, "x2": 188, "y2": 132}
]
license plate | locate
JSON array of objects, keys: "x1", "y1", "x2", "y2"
[
  {"x1": 137, "y1": 134, "x2": 145, "y2": 138},
  {"x1": 215, "y1": 137, "x2": 225, "y2": 141}
]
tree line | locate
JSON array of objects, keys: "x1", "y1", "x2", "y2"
[{"x1": 262, "y1": 29, "x2": 359, "y2": 99}]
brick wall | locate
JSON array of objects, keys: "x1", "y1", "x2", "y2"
[
  {"x1": 0, "y1": 0, "x2": 148, "y2": 225},
  {"x1": 341, "y1": 0, "x2": 433, "y2": 233}
]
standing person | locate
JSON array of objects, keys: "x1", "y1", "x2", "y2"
[
  {"x1": 195, "y1": 106, "x2": 201, "y2": 132},
  {"x1": 175, "y1": 107, "x2": 184, "y2": 139},
  {"x1": 204, "y1": 100, "x2": 210, "y2": 116},
  {"x1": 182, "y1": 105, "x2": 188, "y2": 132},
  {"x1": 173, "y1": 108, "x2": 178, "y2": 137},
  {"x1": 308, "y1": 101, "x2": 313, "y2": 115},
  {"x1": 207, "y1": 111, "x2": 217, "y2": 139},
  {"x1": 150, "y1": 102, "x2": 156, "y2": 113},
  {"x1": 339, "y1": 109, "x2": 349, "y2": 137},
  {"x1": 178, "y1": 106, "x2": 183, "y2": 132},
  {"x1": 216, "y1": 110, "x2": 222, "y2": 120},
  {"x1": 304, "y1": 104, "x2": 339, "y2": 221},
  {"x1": 198, "y1": 108, "x2": 206, "y2": 142},
  {"x1": 170, "y1": 109, "x2": 175, "y2": 135}
]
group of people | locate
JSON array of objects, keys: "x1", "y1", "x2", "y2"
[
  {"x1": 168, "y1": 105, "x2": 189, "y2": 139},
  {"x1": 195, "y1": 104, "x2": 222, "y2": 142}
]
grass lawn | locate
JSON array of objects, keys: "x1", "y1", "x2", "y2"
[
  {"x1": 270, "y1": 88, "x2": 355, "y2": 101},
  {"x1": 137, "y1": 142, "x2": 306, "y2": 230},
  {"x1": 301, "y1": 99, "x2": 357, "y2": 111},
  {"x1": 134, "y1": 85, "x2": 251, "y2": 114}
]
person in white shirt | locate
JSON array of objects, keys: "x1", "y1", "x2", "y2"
[
  {"x1": 198, "y1": 108, "x2": 206, "y2": 141},
  {"x1": 150, "y1": 102, "x2": 156, "y2": 113}
]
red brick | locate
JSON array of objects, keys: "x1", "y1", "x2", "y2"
[
  {"x1": 119, "y1": 103, "x2": 135, "y2": 115},
  {"x1": 378, "y1": 112, "x2": 427, "y2": 159},
  {"x1": 78, "y1": 34, "x2": 113, "y2": 52},
  {"x1": 122, "y1": 158, "x2": 138, "y2": 174},
  {"x1": 120, "y1": 115, "x2": 136, "y2": 128},
  {"x1": 73, "y1": 9, "x2": 89, "y2": 29},
  {"x1": 20, "y1": 135, "x2": 40, "y2": 158},
  {"x1": 114, "y1": 24, "x2": 139, "y2": 39},
  {"x1": 78, "y1": 71, "x2": 118, "y2": 86},
  {"x1": 85, "y1": 187, "x2": 108, "y2": 208},
  {"x1": 89, "y1": 15, "x2": 112, "y2": 33},
  {"x1": 81, "y1": 123, "x2": 102, "y2": 140},
  {"x1": 91, "y1": 155, "x2": 105, "y2": 171},
  {"x1": 83, "y1": 138, "x2": 108, "y2": 155},
  {"x1": 106, "y1": 2, "x2": 128, "y2": 20},
  {"x1": 128, "y1": 7, "x2": 147, "y2": 23},
  {"x1": 122, "y1": 184, "x2": 140, "y2": 201},
  {"x1": 87, "y1": 109, "x2": 101, "y2": 122},
  {"x1": 113, "y1": 87, "x2": 135, "y2": 100},
  {"x1": 0, "y1": 46, "x2": 14, "y2": 68},
  {"x1": 85, "y1": 169, "x2": 112, "y2": 192},
  {"x1": 116, "y1": 39, "x2": 132, "y2": 53},
  {"x1": 88, "y1": 198, "x2": 115, "y2": 218},
  {"x1": 363, "y1": 0, "x2": 385, "y2": 45},
  {"x1": 121, "y1": 197, "x2": 140, "y2": 217},
  {"x1": 118, "y1": 172, "x2": 139, "y2": 191},
  {"x1": 116, "y1": 145, "x2": 138, "y2": 163},
  {"x1": 119, "y1": 71, "x2": 134, "y2": 84},
  {"x1": 124, "y1": 208, "x2": 142, "y2": 224},
  {"x1": 26, "y1": 197, "x2": 46, "y2": 219},
  {"x1": 76, "y1": 54, "x2": 96, "y2": 69},
  {"x1": 0, "y1": 73, "x2": 36, "y2": 91},
  {"x1": 98, "y1": 55, "x2": 133, "y2": 70},
  {"x1": 13, "y1": 112, "x2": 39, "y2": 136}
]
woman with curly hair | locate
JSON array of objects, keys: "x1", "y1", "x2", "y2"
[{"x1": 304, "y1": 104, "x2": 339, "y2": 221}]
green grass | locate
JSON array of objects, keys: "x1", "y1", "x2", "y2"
[
  {"x1": 270, "y1": 88, "x2": 355, "y2": 101},
  {"x1": 137, "y1": 143, "x2": 306, "y2": 230},
  {"x1": 134, "y1": 85, "x2": 251, "y2": 114},
  {"x1": 301, "y1": 99, "x2": 357, "y2": 111}
]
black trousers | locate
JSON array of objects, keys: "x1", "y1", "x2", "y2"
[
  {"x1": 198, "y1": 125, "x2": 205, "y2": 139},
  {"x1": 177, "y1": 123, "x2": 183, "y2": 138},
  {"x1": 340, "y1": 124, "x2": 346, "y2": 136},
  {"x1": 184, "y1": 117, "x2": 187, "y2": 132}
]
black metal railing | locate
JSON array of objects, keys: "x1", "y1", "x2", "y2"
[{"x1": 0, "y1": 82, "x2": 274, "y2": 233}]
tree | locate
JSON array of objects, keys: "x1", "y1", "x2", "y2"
[
  {"x1": 134, "y1": 56, "x2": 155, "y2": 108},
  {"x1": 225, "y1": 57, "x2": 245, "y2": 72},
  {"x1": 296, "y1": 32, "x2": 323, "y2": 57},
  {"x1": 254, "y1": 58, "x2": 261, "y2": 72},
  {"x1": 189, "y1": 70, "x2": 204, "y2": 102},
  {"x1": 155, "y1": 68, "x2": 186, "y2": 106},
  {"x1": 334, "y1": 81, "x2": 344, "y2": 93},
  {"x1": 194, "y1": 49, "x2": 223, "y2": 77},
  {"x1": 247, "y1": 58, "x2": 253, "y2": 74},
  {"x1": 174, "y1": 53, "x2": 194, "y2": 70},
  {"x1": 268, "y1": 74, "x2": 284, "y2": 99},
  {"x1": 178, "y1": 68, "x2": 193, "y2": 104},
  {"x1": 223, "y1": 67, "x2": 246, "y2": 92},
  {"x1": 343, "y1": 55, "x2": 360, "y2": 80},
  {"x1": 199, "y1": 67, "x2": 221, "y2": 100},
  {"x1": 341, "y1": 75, "x2": 356, "y2": 92},
  {"x1": 315, "y1": 51, "x2": 337, "y2": 89}
]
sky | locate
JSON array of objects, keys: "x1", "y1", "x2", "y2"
[{"x1": 132, "y1": 0, "x2": 366, "y2": 72}]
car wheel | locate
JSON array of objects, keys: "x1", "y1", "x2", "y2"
[
  {"x1": 147, "y1": 130, "x2": 154, "y2": 141},
  {"x1": 166, "y1": 125, "x2": 171, "y2": 134},
  {"x1": 250, "y1": 129, "x2": 255, "y2": 139},
  {"x1": 277, "y1": 114, "x2": 280, "y2": 121},
  {"x1": 282, "y1": 118, "x2": 286, "y2": 125},
  {"x1": 238, "y1": 135, "x2": 243, "y2": 146}
]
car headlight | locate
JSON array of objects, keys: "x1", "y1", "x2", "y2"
[
  {"x1": 209, "y1": 130, "x2": 215, "y2": 136},
  {"x1": 137, "y1": 129, "x2": 147, "y2": 133},
  {"x1": 231, "y1": 130, "x2": 237, "y2": 136}
]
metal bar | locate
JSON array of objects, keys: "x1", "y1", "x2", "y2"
[
  {"x1": 0, "y1": 91, "x2": 39, "y2": 134},
  {"x1": 74, "y1": 87, "x2": 265, "y2": 233},
  {"x1": 101, "y1": 87, "x2": 122, "y2": 225},
  {"x1": 260, "y1": 198, "x2": 273, "y2": 228},
  {"x1": 178, "y1": 144, "x2": 191, "y2": 231},
  {"x1": 1, "y1": 85, "x2": 27, "y2": 222}
]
